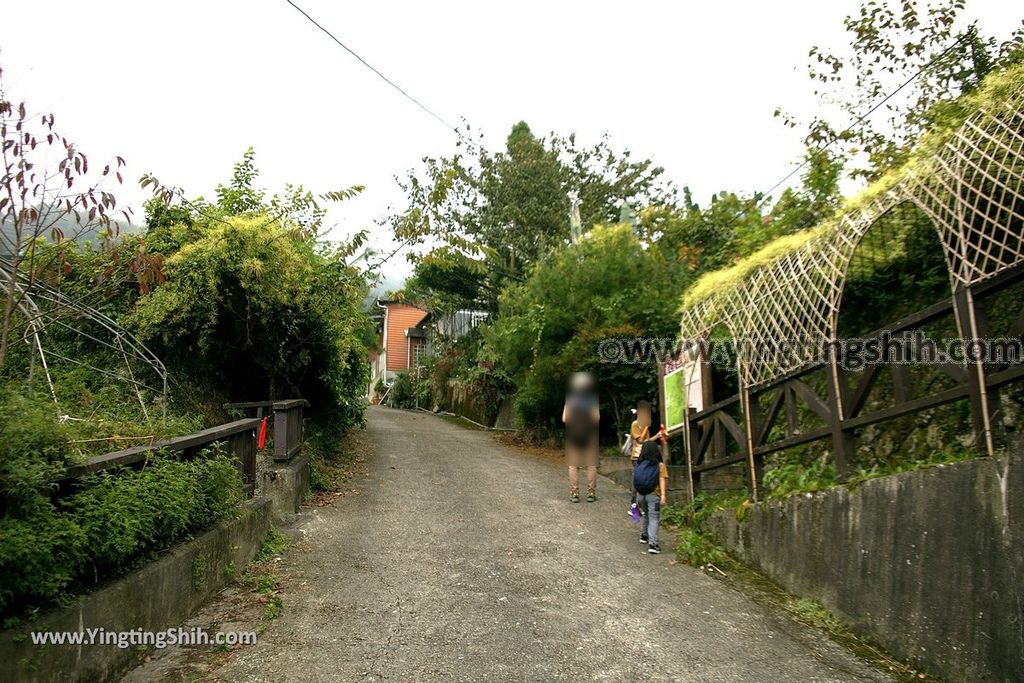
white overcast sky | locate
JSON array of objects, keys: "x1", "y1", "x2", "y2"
[{"x1": 2, "y1": 1, "x2": 1020, "y2": 285}]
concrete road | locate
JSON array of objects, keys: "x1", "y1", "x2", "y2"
[{"x1": 208, "y1": 406, "x2": 890, "y2": 682}]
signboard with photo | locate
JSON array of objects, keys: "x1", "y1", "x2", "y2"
[{"x1": 661, "y1": 343, "x2": 704, "y2": 434}]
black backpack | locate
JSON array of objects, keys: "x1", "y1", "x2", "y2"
[{"x1": 634, "y1": 459, "x2": 660, "y2": 495}]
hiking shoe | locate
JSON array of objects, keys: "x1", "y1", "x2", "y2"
[
  {"x1": 640, "y1": 534, "x2": 649, "y2": 544},
  {"x1": 648, "y1": 544, "x2": 662, "y2": 554},
  {"x1": 586, "y1": 489, "x2": 597, "y2": 502},
  {"x1": 570, "y1": 490, "x2": 580, "y2": 503}
]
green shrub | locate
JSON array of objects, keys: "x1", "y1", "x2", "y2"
[
  {"x1": 0, "y1": 392, "x2": 86, "y2": 615},
  {"x1": 676, "y1": 528, "x2": 726, "y2": 567},
  {"x1": 0, "y1": 448, "x2": 243, "y2": 620},
  {"x1": 190, "y1": 450, "x2": 246, "y2": 525},
  {"x1": 663, "y1": 489, "x2": 748, "y2": 567},
  {"x1": 845, "y1": 444, "x2": 974, "y2": 489},
  {"x1": 68, "y1": 458, "x2": 196, "y2": 572},
  {"x1": 65, "y1": 450, "x2": 243, "y2": 575},
  {"x1": 763, "y1": 452, "x2": 837, "y2": 501},
  {"x1": 0, "y1": 500, "x2": 86, "y2": 615},
  {"x1": 388, "y1": 369, "x2": 432, "y2": 410},
  {"x1": 0, "y1": 391, "x2": 73, "y2": 506}
]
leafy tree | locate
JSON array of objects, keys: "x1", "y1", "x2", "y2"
[
  {"x1": 215, "y1": 147, "x2": 265, "y2": 216},
  {"x1": 484, "y1": 223, "x2": 684, "y2": 436},
  {"x1": 136, "y1": 149, "x2": 372, "y2": 425},
  {"x1": 401, "y1": 248, "x2": 489, "y2": 313},
  {"x1": 391, "y1": 122, "x2": 673, "y2": 311},
  {"x1": 639, "y1": 147, "x2": 842, "y2": 277},
  {"x1": 130, "y1": 213, "x2": 370, "y2": 423},
  {"x1": 0, "y1": 67, "x2": 136, "y2": 370},
  {"x1": 781, "y1": 0, "x2": 1024, "y2": 179},
  {"x1": 143, "y1": 149, "x2": 365, "y2": 239}
]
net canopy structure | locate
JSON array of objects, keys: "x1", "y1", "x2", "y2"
[
  {"x1": 0, "y1": 255, "x2": 168, "y2": 421},
  {"x1": 679, "y1": 64, "x2": 1024, "y2": 391}
]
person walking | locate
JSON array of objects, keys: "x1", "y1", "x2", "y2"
[
  {"x1": 563, "y1": 372, "x2": 600, "y2": 503},
  {"x1": 628, "y1": 400, "x2": 652, "y2": 518},
  {"x1": 633, "y1": 433, "x2": 668, "y2": 554}
]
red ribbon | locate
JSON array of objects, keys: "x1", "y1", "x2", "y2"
[{"x1": 257, "y1": 416, "x2": 267, "y2": 450}]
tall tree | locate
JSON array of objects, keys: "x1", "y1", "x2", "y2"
[
  {"x1": 0, "y1": 67, "x2": 135, "y2": 370},
  {"x1": 390, "y1": 122, "x2": 673, "y2": 311}
]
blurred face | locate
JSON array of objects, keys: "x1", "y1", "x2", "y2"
[
  {"x1": 637, "y1": 405, "x2": 652, "y2": 426},
  {"x1": 569, "y1": 372, "x2": 595, "y2": 394}
]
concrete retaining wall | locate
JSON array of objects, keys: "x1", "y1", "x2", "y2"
[
  {"x1": 705, "y1": 450, "x2": 1024, "y2": 682},
  {"x1": 0, "y1": 455, "x2": 310, "y2": 682},
  {"x1": 261, "y1": 455, "x2": 310, "y2": 522}
]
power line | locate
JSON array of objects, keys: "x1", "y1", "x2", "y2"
[
  {"x1": 283, "y1": 0, "x2": 473, "y2": 148},
  {"x1": 287, "y1": 6, "x2": 969, "y2": 275},
  {"x1": 281, "y1": 0, "x2": 480, "y2": 272},
  {"x1": 366, "y1": 32, "x2": 972, "y2": 273},
  {"x1": 758, "y1": 31, "x2": 971, "y2": 202}
]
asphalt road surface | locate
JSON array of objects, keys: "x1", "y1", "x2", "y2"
[{"x1": 166, "y1": 406, "x2": 893, "y2": 682}]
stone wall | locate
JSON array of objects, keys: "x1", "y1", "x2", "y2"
[
  {"x1": 0, "y1": 456, "x2": 310, "y2": 683},
  {"x1": 705, "y1": 446, "x2": 1024, "y2": 682}
]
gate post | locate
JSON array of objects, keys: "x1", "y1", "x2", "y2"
[
  {"x1": 682, "y1": 406, "x2": 698, "y2": 501},
  {"x1": 825, "y1": 356, "x2": 855, "y2": 480},
  {"x1": 740, "y1": 386, "x2": 762, "y2": 502},
  {"x1": 952, "y1": 285, "x2": 1003, "y2": 456}
]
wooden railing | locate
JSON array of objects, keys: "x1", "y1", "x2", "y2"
[
  {"x1": 677, "y1": 264, "x2": 1024, "y2": 501},
  {"x1": 223, "y1": 399, "x2": 308, "y2": 461},
  {"x1": 52, "y1": 418, "x2": 262, "y2": 496},
  {"x1": 37, "y1": 398, "x2": 311, "y2": 501}
]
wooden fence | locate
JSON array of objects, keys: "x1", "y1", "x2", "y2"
[
  {"x1": 223, "y1": 399, "x2": 308, "y2": 461},
  {"x1": 45, "y1": 399, "x2": 309, "y2": 499},
  {"x1": 674, "y1": 263, "x2": 1024, "y2": 500}
]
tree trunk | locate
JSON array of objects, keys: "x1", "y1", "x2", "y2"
[{"x1": 609, "y1": 391, "x2": 622, "y2": 448}]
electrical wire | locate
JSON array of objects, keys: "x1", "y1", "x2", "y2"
[
  {"x1": 281, "y1": 5, "x2": 971, "y2": 275},
  {"x1": 283, "y1": 0, "x2": 476, "y2": 150},
  {"x1": 758, "y1": 31, "x2": 971, "y2": 203}
]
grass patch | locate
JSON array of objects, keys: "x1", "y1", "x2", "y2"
[
  {"x1": 662, "y1": 490, "x2": 749, "y2": 569},
  {"x1": 764, "y1": 454, "x2": 837, "y2": 500},
  {"x1": 241, "y1": 527, "x2": 290, "y2": 624},
  {"x1": 254, "y1": 528, "x2": 287, "y2": 563},
  {"x1": 246, "y1": 572, "x2": 283, "y2": 621},
  {"x1": 789, "y1": 597, "x2": 846, "y2": 633},
  {"x1": 844, "y1": 445, "x2": 976, "y2": 490},
  {"x1": 722, "y1": 562, "x2": 939, "y2": 682},
  {"x1": 438, "y1": 414, "x2": 487, "y2": 431},
  {"x1": 675, "y1": 527, "x2": 727, "y2": 567}
]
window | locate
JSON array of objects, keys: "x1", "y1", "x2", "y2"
[{"x1": 413, "y1": 340, "x2": 429, "y2": 367}]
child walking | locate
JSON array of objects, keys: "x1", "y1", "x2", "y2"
[
  {"x1": 633, "y1": 434, "x2": 668, "y2": 554},
  {"x1": 627, "y1": 400, "x2": 652, "y2": 519}
]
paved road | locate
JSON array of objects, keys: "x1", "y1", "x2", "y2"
[{"x1": 207, "y1": 406, "x2": 889, "y2": 682}]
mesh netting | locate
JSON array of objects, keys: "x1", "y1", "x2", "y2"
[{"x1": 681, "y1": 77, "x2": 1024, "y2": 390}]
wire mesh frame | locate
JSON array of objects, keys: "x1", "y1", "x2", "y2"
[
  {"x1": 0, "y1": 260, "x2": 168, "y2": 420},
  {"x1": 680, "y1": 79, "x2": 1024, "y2": 393}
]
